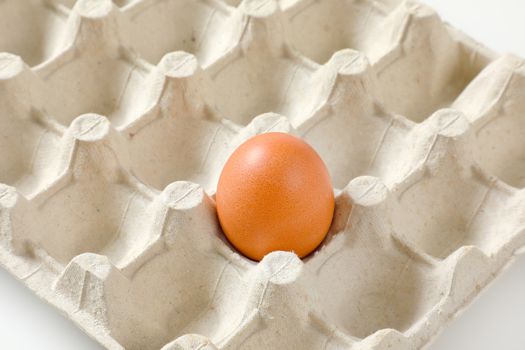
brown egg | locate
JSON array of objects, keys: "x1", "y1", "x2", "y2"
[{"x1": 216, "y1": 132, "x2": 335, "y2": 261}]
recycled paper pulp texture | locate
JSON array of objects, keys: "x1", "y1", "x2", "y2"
[{"x1": 0, "y1": 0, "x2": 524, "y2": 349}]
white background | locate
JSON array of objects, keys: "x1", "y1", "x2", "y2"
[{"x1": 1, "y1": 1, "x2": 524, "y2": 349}]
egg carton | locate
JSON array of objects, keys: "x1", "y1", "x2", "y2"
[{"x1": 0, "y1": 0, "x2": 524, "y2": 349}]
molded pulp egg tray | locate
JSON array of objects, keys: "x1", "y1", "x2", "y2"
[{"x1": 1, "y1": 0, "x2": 524, "y2": 349}]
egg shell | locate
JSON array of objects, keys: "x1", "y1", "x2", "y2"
[{"x1": 216, "y1": 132, "x2": 335, "y2": 261}]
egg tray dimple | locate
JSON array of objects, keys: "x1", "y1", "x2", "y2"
[{"x1": 0, "y1": 0, "x2": 524, "y2": 349}]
